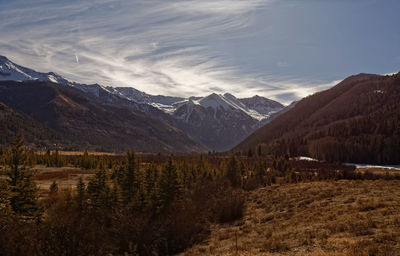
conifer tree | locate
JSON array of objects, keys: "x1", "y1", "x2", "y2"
[
  {"x1": 134, "y1": 167, "x2": 146, "y2": 208},
  {"x1": 6, "y1": 135, "x2": 41, "y2": 218},
  {"x1": 45, "y1": 149, "x2": 51, "y2": 167},
  {"x1": 144, "y1": 164, "x2": 160, "y2": 208},
  {"x1": 76, "y1": 176, "x2": 86, "y2": 209},
  {"x1": 121, "y1": 151, "x2": 139, "y2": 204},
  {"x1": 255, "y1": 160, "x2": 266, "y2": 185},
  {"x1": 52, "y1": 149, "x2": 63, "y2": 167},
  {"x1": 87, "y1": 168, "x2": 113, "y2": 209},
  {"x1": 110, "y1": 180, "x2": 122, "y2": 209},
  {"x1": 49, "y1": 181, "x2": 59, "y2": 195},
  {"x1": 226, "y1": 155, "x2": 242, "y2": 187},
  {"x1": 77, "y1": 176, "x2": 86, "y2": 199},
  {"x1": 81, "y1": 149, "x2": 91, "y2": 169},
  {"x1": 159, "y1": 157, "x2": 181, "y2": 209}
]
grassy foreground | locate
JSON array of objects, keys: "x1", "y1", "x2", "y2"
[{"x1": 183, "y1": 180, "x2": 400, "y2": 256}]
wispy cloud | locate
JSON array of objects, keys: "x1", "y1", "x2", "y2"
[{"x1": 1, "y1": 0, "x2": 391, "y2": 105}]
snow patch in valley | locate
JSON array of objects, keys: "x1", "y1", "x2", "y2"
[
  {"x1": 344, "y1": 163, "x2": 400, "y2": 170},
  {"x1": 295, "y1": 156, "x2": 319, "y2": 161}
]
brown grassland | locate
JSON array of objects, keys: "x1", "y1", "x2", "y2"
[
  {"x1": 31, "y1": 165, "x2": 96, "y2": 197},
  {"x1": 183, "y1": 179, "x2": 400, "y2": 256}
]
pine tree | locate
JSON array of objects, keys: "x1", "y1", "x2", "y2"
[
  {"x1": 77, "y1": 176, "x2": 86, "y2": 199},
  {"x1": 110, "y1": 180, "x2": 122, "y2": 209},
  {"x1": 76, "y1": 176, "x2": 86, "y2": 209},
  {"x1": 159, "y1": 157, "x2": 181, "y2": 209},
  {"x1": 87, "y1": 168, "x2": 113, "y2": 209},
  {"x1": 45, "y1": 149, "x2": 51, "y2": 167},
  {"x1": 49, "y1": 181, "x2": 59, "y2": 195},
  {"x1": 6, "y1": 135, "x2": 42, "y2": 218},
  {"x1": 255, "y1": 160, "x2": 266, "y2": 185},
  {"x1": 121, "y1": 151, "x2": 139, "y2": 204},
  {"x1": 144, "y1": 164, "x2": 160, "y2": 208},
  {"x1": 226, "y1": 155, "x2": 242, "y2": 187},
  {"x1": 257, "y1": 145, "x2": 262, "y2": 157}
]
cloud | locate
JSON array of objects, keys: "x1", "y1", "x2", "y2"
[{"x1": 0, "y1": 0, "x2": 339, "y2": 104}]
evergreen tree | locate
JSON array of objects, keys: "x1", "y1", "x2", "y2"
[
  {"x1": 87, "y1": 168, "x2": 113, "y2": 209},
  {"x1": 159, "y1": 157, "x2": 181, "y2": 209},
  {"x1": 76, "y1": 176, "x2": 86, "y2": 209},
  {"x1": 110, "y1": 180, "x2": 122, "y2": 209},
  {"x1": 6, "y1": 135, "x2": 41, "y2": 218},
  {"x1": 49, "y1": 181, "x2": 59, "y2": 195},
  {"x1": 255, "y1": 160, "x2": 266, "y2": 185},
  {"x1": 226, "y1": 155, "x2": 242, "y2": 187},
  {"x1": 144, "y1": 164, "x2": 160, "y2": 208},
  {"x1": 121, "y1": 151, "x2": 139, "y2": 204},
  {"x1": 45, "y1": 149, "x2": 51, "y2": 167},
  {"x1": 77, "y1": 176, "x2": 86, "y2": 199}
]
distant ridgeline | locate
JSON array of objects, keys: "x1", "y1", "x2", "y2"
[
  {"x1": 0, "y1": 55, "x2": 284, "y2": 152},
  {"x1": 235, "y1": 73, "x2": 400, "y2": 165}
]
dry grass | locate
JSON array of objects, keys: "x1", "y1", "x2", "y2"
[
  {"x1": 356, "y1": 167, "x2": 400, "y2": 176},
  {"x1": 35, "y1": 150, "x2": 120, "y2": 156},
  {"x1": 0, "y1": 165, "x2": 95, "y2": 197},
  {"x1": 31, "y1": 165, "x2": 96, "y2": 196},
  {"x1": 182, "y1": 180, "x2": 400, "y2": 256}
]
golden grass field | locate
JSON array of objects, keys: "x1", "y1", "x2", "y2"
[
  {"x1": 0, "y1": 165, "x2": 95, "y2": 197},
  {"x1": 182, "y1": 179, "x2": 400, "y2": 256},
  {"x1": 31, "y1": 165, "x2": 96, "y2": 197}
]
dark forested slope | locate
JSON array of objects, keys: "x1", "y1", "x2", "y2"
[
  {"x1": 235, "y1": 73, "x2": 400, "y2": 164},
  {"x1": 0, "y1": 81, "x2": 205, "y2": 152}
]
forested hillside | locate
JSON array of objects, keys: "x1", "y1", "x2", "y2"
[{"x1": 235, "y1": 73, "x2": 400, "y2": 164}]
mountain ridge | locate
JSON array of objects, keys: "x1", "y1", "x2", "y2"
[{"x1": 0, "y1": 55, "x2": 285, "y2": 151}]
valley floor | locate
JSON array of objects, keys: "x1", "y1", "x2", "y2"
[{"x1": 182, "y1": 180, "x2": 400, "y2": 255}]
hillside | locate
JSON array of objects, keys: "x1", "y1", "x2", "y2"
[
  {"x1": 0, "y1": 102, "x2": 63, "y2": 147},
  {"x1": 235, "y1": 73, "x2": 400, "y2": 164},
  {"x1": 0, "y1": 80, "x2": 205, "y2": 152},
  {"x1": 183, "y1": 180, "x2": 400, "y2": 255}
]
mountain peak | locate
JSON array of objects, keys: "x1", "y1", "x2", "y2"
[
  {"x1": 0, "y1": 55, "x2": 9, "y2": 62},
  {"x1": 0, "y1": 55, "x2": 71, "y2": 85}
]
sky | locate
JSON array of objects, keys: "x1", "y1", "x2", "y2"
[{"x1": 0, "y1": 0, "x2": 399, "y2": 104}]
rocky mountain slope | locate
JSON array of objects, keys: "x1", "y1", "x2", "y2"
[{"x1": 114, "y1": 88, "x2": 283, "y2": 151}]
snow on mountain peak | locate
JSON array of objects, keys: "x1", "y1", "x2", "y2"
[
  {"x1": 0, "y1": 56, "x2": 72, "y2": 86},
  {"x1": 0, "y1": 55, "x2": 284, "y2": 124}
]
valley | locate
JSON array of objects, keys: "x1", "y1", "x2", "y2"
[{"x1": 1, "y1": 1, "x2": 399, "y2": 255}]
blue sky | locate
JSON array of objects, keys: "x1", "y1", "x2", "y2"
[{"x1": 0, "y1": 0, "x2": 399, "y2": 104}]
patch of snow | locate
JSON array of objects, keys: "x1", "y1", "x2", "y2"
[
  {"x1": 47, "y1": 74, "x2": 58, "y2": 83},
  {"x1": 344, "y1": 163, "x2": 400, "y2": 170},
  {"x1": 295, "y1": 156, "x2": 319, "y2": 162}
]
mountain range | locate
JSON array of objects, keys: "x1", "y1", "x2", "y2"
[{"x1": 0, "y1": 55, "x2": 284, "y2": 152}]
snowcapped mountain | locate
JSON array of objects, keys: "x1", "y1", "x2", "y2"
[
  {"x1": 112, "y1": 88, "x2": 285, "y2": 150},
  {"x1": 114, "y1": 89, "x2": 283, "y2": 121},
  {"x1": 0, "y1": 55, "x2": 71, "y2": 85},
  {"x1": 112, "y1": 87, "x2": 185, "y2": 114},
  {"x1": 0, "y1": 55, "x2": 286, "y2": 151},
  {"x1": 239, "y1": 95, "x2": 284, "y2": 116},
  {"x1": 169, "y1": 93, "x2": 283, "y2": 151}
]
